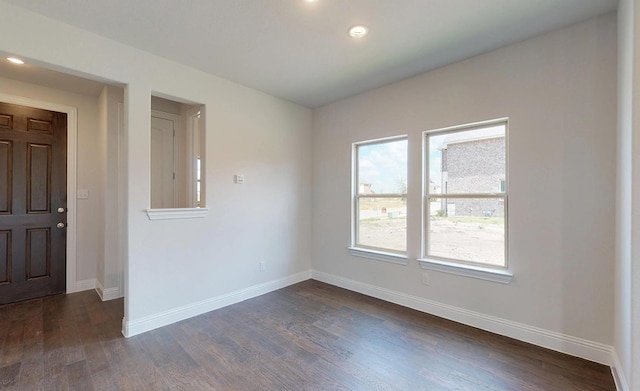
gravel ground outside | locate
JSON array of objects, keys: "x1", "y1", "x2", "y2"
[{"x1": 359, "y1": 217, "x2": 504, "y2": 266}]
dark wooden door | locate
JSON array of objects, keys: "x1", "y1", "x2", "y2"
[{"x1": 0, "y1": 102, "x2": 67, "y2": 305}]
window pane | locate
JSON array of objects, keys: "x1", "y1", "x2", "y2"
[
  {"x1": 358, "y1": 140, "x2": 407, "y2": 195},
  {"x1": 358, "y1": 197, "x2": 406, "y2": 252},
  {"x1": 428, "y1": 198, "x2": 505, "y2": 266},
  {"x1": 428, "y1": 125, "x2": 505, "y2": 194}
]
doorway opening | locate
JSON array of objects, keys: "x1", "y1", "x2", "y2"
[
  {"x1": 0, "y1": 93, "x2": 79, "y2": 300},
  {"x1": 0, "y1": 62, "x2": 126, "y2": 312}
]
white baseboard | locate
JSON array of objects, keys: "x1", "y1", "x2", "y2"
[
  {"x1": 122, "y1": 270, "x2": 312, "y2": 337},
  {"x1": 119, "y1": 267, "x2": 622, "y2": 381},
  {"x1": 73, "y1": 278, "x2": 96, "y2": 293},
  {"x1": 95, "y1": 280, "x2": 121, "y2": 301},
  {"x1": 311, "y1": 270, "x2": 615, "y2": 367},
  {"x1": 611, "y1": 349, "x2": 629, "y2": 391}
]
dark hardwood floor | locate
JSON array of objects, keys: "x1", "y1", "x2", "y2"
[{"x1": 0, "y1": 280, "x2": 615, "y2": 390}]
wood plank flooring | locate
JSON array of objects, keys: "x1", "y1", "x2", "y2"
[{"x1": 0, "y1": 280, "x2": 615, "y2": 390}]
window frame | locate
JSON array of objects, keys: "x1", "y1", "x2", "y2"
[
  {"x1": 349, "y1": 135, "x2": 409, "y2": 264},
  {"x1": 420, "y1": 118, "x2": 512, "y2": 283},
  {"x1": 186, "y1": 107, "x2": 205, "y2": 208}
]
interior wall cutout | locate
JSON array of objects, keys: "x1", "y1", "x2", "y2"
[{"x1": 150, "y1": 96, "x2": 205, "y2": 209}]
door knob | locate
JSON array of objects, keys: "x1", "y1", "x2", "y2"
[
  {"x1": 57, "y1": 222, "x2": 66, "y2": 229},
  {"x1": 57, "y1": 207, "x2": 65, "y2": 213}
]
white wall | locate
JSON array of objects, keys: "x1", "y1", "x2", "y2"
[
  {"x1": 0, "y1": 2, "x2": 313, "y2": 334},
  {"x1": 97, "y1": 86, "x2": 107, "y2": 290},
  {"x1": 633, "y1": 0, "x2": 640, "y2": 384},
  {"x1": 0, "y1": 76, "x2": 103, "y2": 288},
  {"x1": 99, "y1": 85, "x2": 124, "y2": 300},
  {"x1": 313, "y1": 13, "x2": 617, "y2": 351},
  {"x1": 617, "y1": 1, "x2": 640, "y2": 389},
  {"x1": 151, "y1": 96, "x2": 181, "y2": 115},
  {"x1": 615, "y1": 1, "x2": 633, "y2": 388}
]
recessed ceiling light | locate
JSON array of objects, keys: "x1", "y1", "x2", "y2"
[
  {"x1": 304, "y1": 0, "x2": 318, "y2": 2},
  {"x1": 348, "y1": 25, "x2": 368, "y2": 39},
  {"x1": 7, "y1": 57, "x2": 24, "y2": 65}
]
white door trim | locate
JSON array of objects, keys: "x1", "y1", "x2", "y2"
[
  {"x1": 117, "y1": 102, "x2": 125, "y2": 299},
  {"x1": 0, "y1": 93, "x2": 79, "y2": 293}
]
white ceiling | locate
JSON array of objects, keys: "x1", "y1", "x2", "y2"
[{"x1": 1, "y1": 0, "x2": 618, "y2": 107}]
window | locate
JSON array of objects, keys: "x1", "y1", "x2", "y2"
[
  {"x1": 196, "y1": 156, "x2": 202, "y2": 207},
  {"x1": 189, "y1": 109, "x2": 204, "y2": 208},
  {"x1": 423, "y1": 119, "x2": 508, "y2": 271},
  {"x1": 351, "y1": 136, "x2": 408, "y2": 260}
]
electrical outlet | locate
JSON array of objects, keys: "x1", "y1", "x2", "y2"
[
  {"x1": 259, "y1": 261, "x2": 266, "y2": 271},
  {"x1": 422, "y1": 272, "x2": 430, "y2": 285}
]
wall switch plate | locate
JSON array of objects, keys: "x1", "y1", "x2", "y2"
[
  {"x1": 77, "y1": 189, "x2": 89, "y2": 199},
  {"x1": 235, "y1": 174, "x2": 245, "y2": 184},
  {"x1": 422, "y1": 272, "x2": 430, "y2": 285},
  {"x1": 259, "y1": 261, "x2": 266, "y2": 271}
]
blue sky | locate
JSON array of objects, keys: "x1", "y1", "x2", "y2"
[
  {"x1": 358, "y1": 125, "x2": 505, "y2": 194},
  {"x1": 358, "y1": 139, "x2": 407, "y2": 194}
]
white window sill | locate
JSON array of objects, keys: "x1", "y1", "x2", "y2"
[
  {"x1": 348, "y1": 247, "x2": 409, "y2": 266},
  {"x1": 418, "y1": 258, "x2": 513, "y2": 284},
  {"x1": 146, "y1": 208, "x2": 208, "y2": 220}
]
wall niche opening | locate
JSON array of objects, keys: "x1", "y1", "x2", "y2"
[{"x1": 150, "y1": 95, "x2": 205, "y2": 210}]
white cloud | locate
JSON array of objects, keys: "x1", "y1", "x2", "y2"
[{"x1": 359, "y1": 140, "x2": 407, "y2": 194}]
